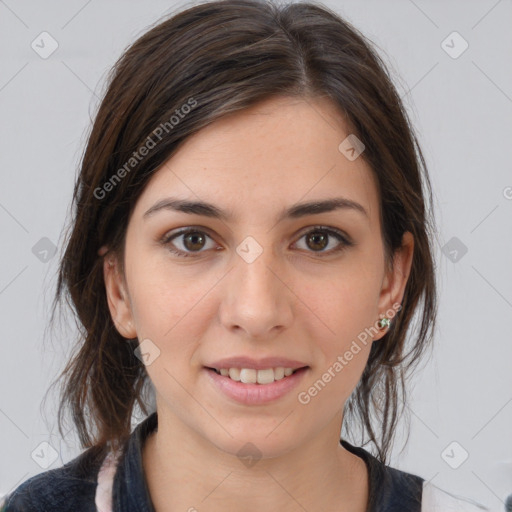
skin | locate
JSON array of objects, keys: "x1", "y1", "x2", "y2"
[{"x1": 101, "y1": 95, "x2": 414, "y2": 511}]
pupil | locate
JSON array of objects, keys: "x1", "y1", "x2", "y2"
[
  {"x1": 184, "y1": 232, "x2": 204, "y2": 251},
  {"x1": 308, "y1": 232, "x2": 327, "y2": 251}
]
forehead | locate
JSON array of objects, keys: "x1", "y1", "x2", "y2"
[{"x1": 132, "y1": 95, "x2": 379, "y2": 227}]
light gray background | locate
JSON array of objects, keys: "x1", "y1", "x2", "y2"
[{"x1": 1, "y1": 0, "x2": 511, "y2": 509}]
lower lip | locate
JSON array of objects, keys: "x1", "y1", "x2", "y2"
[{"x1": 205, "y1": 367, "x2": 309, "y2": 405}]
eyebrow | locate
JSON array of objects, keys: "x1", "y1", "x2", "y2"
[{"x1": 143, "y1": 196, "x2": 368, "y2": 222}]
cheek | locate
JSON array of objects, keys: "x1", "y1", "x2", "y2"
[
  {"x1": 126, "y1": 257, "x2": 220, "y2": 358},
  {"x1": 308, "y1": 332, "x2": 372, "y2": 411},
  {"x1": 296, "y1": 269, "x2": 377, "y2": 393},
  {"x1": 301, "y1": 265, "x2": 380, "y2": 341},
  {"x1": 127, "y1": 250, "x2": 196, "y2": 322}
]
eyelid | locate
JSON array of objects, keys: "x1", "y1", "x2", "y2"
[{"x1": 295, "y1": 225, "x2": 351, "y2": 242}]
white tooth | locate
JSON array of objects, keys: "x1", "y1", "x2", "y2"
[
  {"x1": 273, "y1": 367, "x2": 285, "y2": 380},
  {"x1": 224, "y1": 367, "x2": 299, "y2": 383},
  {"x1": 240, "y1": 368, "x2": 257, "y2": 383},
  {"x1": 228, "y1": 368, "x2": 241, "y2": 381},
  {"x1": 257, "y1": 368, "x2": 275, "y2": 384}
]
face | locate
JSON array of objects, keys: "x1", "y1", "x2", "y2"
[{"x1": 102, "y1": 95, "x2": 413, "y2": 458}]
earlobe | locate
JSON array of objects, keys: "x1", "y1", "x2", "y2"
[{"x1": 102, "y1": 253, "x2": 137, "y2": 339}]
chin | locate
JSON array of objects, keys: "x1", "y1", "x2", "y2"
[{"x1": 203, "y1": 424, "x2": 302, "y2": 462}]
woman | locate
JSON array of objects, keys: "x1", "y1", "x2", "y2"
[{"x1": 1, "y1": 0, "x2": 489, "y2": 510}]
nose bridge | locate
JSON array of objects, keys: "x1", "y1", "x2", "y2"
[
  {"x1": 237, "y1": 244, "x2": 277, "y2": 293},
  {"x1": 234, "y1": 240, "x2": 281, "y2": 306},
  {"x1": 220, "y1": 236, "x2": 292, "y2": 336}
]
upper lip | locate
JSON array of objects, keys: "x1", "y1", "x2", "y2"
[{"x1": 206, "y1": 356, "x2": 309, "y2": 370}]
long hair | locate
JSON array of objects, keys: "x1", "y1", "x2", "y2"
[{"x1": 46, "y1": 0, "x2": 437, "y2": 463}]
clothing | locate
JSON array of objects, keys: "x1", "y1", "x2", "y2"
[{"x1": 1, "y1": 412, "x2": 489, "y2": 511}]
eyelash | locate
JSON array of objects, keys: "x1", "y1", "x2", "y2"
[{"x1": 160, "y1": 225, "x2": 354, "y2": 259}]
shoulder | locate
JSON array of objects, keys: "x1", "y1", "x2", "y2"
[
  {"x1": 340, "y1": 440, "x2": 491, "y2": 512},
  {"x1": 368, "y1": 463, "x2": 424, "y2": 510},
  {"x1": 1, "y1": 445, "x2": 108, "y2": 512},
  {"x1": 421, "y1": 482, "x2": 491, "y2": 511},
  {"x1": 341, "y1": 440, "x2": 424, "y2": 510}
]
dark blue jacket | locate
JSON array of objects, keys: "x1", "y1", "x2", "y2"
[{"x1": 2, "y1": 411, "x2": 456, "y2": 511}]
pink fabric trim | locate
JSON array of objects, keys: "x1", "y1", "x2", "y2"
[{"x1": 95, "y1": 450, "x2": 121, "y2": 512}]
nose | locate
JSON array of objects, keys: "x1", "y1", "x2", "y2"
[{"x1": 218, "y1": 247, "x2": 294, "y2": 339}]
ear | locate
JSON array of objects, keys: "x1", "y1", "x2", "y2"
[
  {"x1": 99, "y1": 246, "x2": 137, "y2": 339},
  {"x1": 374, "y1": 231, "x2": 414, "y2": 340}
]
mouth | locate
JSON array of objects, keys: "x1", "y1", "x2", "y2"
[
  {"x1": 205, "y1": 365, "x2": 309, "y2": 385},
  {"x1": 204, "y1": 365, "x2": 310, "y2": 405}
]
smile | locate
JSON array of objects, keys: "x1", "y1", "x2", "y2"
[{"x1": 205, "y1": 366, "x2": 309, "y2": 404}]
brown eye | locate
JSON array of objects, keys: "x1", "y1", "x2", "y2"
[
  {"x1": 161, "y1": 225, "x2": 353, "y2": 259},
  {"x1": 294, "y1": 226, "x2": 353, "y2": 257},
  {"x1": 182, "y1": 231, "x2": 207, "y2": 251},
  {"x1": 305, "y1": 231, "x2": 329, "y2": 251},
  {"x1": 162, "y1": 229, "x2": 217, "y2": 258}
]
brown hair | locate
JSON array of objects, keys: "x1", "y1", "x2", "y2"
[{"x1": 47, "y1": 0, "x2": 437, "y2": 463}]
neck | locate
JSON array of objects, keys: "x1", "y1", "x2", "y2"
[{"x1": 142, "y1": 406, "x2": 369, "y2": 512}]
